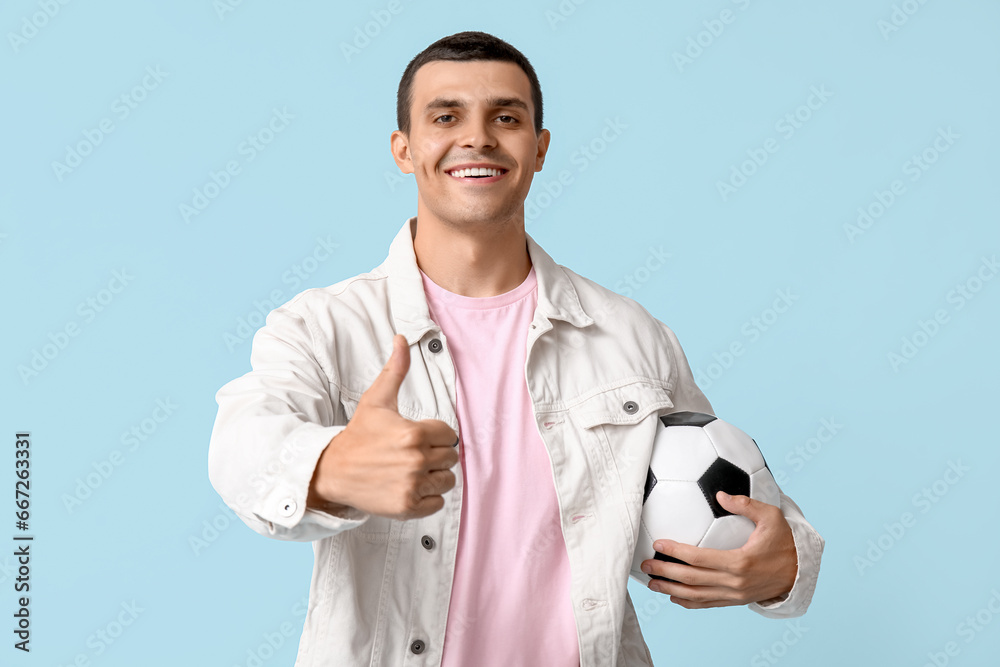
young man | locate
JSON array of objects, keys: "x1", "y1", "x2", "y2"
[{"x1": 208, "y1": 31, "x2": 824, "y2": 667}]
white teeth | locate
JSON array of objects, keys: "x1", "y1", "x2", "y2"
[{"x1": 448, "y1": 167, "x2": 504, "y2": 178}]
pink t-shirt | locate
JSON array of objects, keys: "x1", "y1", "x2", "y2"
[{"x1": 420, "y1": 265, "x2": 580, "y2": 667}]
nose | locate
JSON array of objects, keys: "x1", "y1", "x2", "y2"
[{"x1": 458, "y1": 113, "x2": 497, "y2": 150}]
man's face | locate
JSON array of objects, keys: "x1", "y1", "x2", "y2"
[{"x1": 391, "y1": 59, "x2": 550, "y2": 229}]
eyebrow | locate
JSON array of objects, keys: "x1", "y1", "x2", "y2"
[{"x1": 423, "y1": 96, "x2": 530, "y2": 114}]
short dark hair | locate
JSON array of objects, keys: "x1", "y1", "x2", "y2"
[{"x1": 396, "y1": 31, "x2": 543, "y2": 136}]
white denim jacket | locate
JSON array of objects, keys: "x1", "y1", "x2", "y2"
[{"x1": 208, "y1": 216, "x2": 825, "y2": 667}]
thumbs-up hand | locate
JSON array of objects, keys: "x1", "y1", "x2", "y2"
[{"x1": 307, "y1": 334, "x2": 460, "y2": 521}]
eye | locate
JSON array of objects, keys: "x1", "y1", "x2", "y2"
[
  {"x1": 497, "y1": 115, "x2": 518, "y2": 124},
  {"x1": 434, "y1": 114, "x2": 455, "y2": 123}
]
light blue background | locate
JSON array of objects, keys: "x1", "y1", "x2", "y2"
[{"x1": 3, "y1": 0, "x2": 999, "y2": 665}]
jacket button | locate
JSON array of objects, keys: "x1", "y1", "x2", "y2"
[
  {"x1": 410, "y1": 639, "x2": 426, "y2": 654},
  {"x1": 278, "y1": 499, "x2": 297, "y2": 517},
  {"x1": 623, "y1": 401, "x2": 638, "y2": 414},
  {"x1": 421, "y1": 535, "x2": 436, "y2": 550},
  {"x1": 428, "y1": 338, "x2": 442, "y2": 353}
]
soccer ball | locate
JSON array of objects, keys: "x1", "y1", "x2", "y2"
[{"x1": 630, "y1": 411, "x2": 781, "y2": 586}]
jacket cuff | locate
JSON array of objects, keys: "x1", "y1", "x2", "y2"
[
  {"x1": 748, "y1": 495, "x2": 825, "y2": 618},
  {"x1": 253, "y1": 422, "x2": 370, "y2": 540}
]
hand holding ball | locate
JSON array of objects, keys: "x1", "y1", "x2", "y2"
[{"x1": 631, "y1": 411, "x2": 781, "y2": 585}]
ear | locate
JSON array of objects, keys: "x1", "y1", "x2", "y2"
[
  {"x1": 390, "y1": 129, "x2": 414, "y2": 175},
  {"x1": 534, "y1": 128, "x2": 551, "y2": 172}
]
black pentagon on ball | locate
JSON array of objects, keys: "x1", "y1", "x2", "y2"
[
  {"x1": 650, "y1": 552, "x2": 688, "y2": 584},
  {"x1": 752, "y1": 437, "x2": 772, "y2": 472},
  {"x1": 659, "y1": 411, "x2": 718, "y2": 428},
  {"x1": 698, "y1": 458, "x2": 750, "y2": 518},
  {"x1": 642, "y1": 467, "x2": 657, "y2": 504}
]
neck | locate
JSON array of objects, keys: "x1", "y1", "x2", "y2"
[{"x1": 411, "y1": 213, "x2": 531, "y2": 298}]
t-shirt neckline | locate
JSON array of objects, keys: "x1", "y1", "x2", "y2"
[{"x1": 420, "y1": 265, "x2": 537, "y2": 311}]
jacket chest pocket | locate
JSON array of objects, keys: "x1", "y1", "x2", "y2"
[
  {"x1": 351, "y1": 515, "x2": 413, "y2": 544},
  {"x1": 566, "y1": 379, "x2": 674, "y2": 549},
  {"x1": 567, "y1": 379, "x2": 674, "y2": 431}
]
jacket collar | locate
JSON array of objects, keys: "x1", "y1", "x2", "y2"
[{"x1": 382, "y1": 216, "x2": 594, "y2": 344}]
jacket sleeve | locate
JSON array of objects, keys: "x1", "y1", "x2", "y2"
[
  {"x1": 207, "y1": 295, "x2": 371, "y2": 542},
  {"x1": 659, "y1": 321, "x2": 825, "y2": 618},
  {"x1": 747, "y1": 491, "x2": 825, "y2": 619}
]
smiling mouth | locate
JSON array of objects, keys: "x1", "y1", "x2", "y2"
[{"x1": 445, "y1": 167, "x2": 509, "y2": 180}]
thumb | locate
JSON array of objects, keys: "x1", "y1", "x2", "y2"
[
  {"x1": 717, "y1": 490, "x2": 766, "y2": 523},
  {"x1": 363, "y1": 334, "x2": 410, "y2": 411}
]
